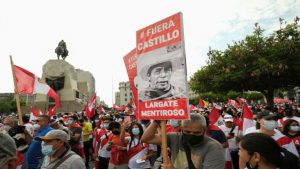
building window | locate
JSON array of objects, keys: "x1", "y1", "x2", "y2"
[
  {"x1": 125, "y1": 98, "x2": 127, "y2": 102},
  {"x1": 125, "y1": 93, "x2": 127, "y2": 96}
]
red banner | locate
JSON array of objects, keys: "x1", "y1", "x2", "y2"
[
  {"x1": 123, "y1": 49, "x2": 139, "y2": 118},
  {"x1": 136, "y1": 12, "x2": 182, "y2": 55}
]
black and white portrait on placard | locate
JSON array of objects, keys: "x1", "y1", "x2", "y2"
[{"x1": 137, "y1": 43, "x2": 188, "y2": 101}]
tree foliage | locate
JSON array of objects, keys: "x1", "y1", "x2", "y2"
[{"x1": 190, "y1": 17, "x2": 300, "y2": 107}]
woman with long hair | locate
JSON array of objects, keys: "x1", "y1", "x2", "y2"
[
  {"x1": 282, "y1": 119, "x2": 300, "y2": 156},
  {"x1": 120, "y1": 121, "x2": 156, "y2": 169}
]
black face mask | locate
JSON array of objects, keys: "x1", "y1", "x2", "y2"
[
  {"x1": 112, "y1": 130, "x2": 120, "y2": 135},
  {"x1": 246, "y1": 154, "x2": 258, "y2": 169},
  {"x1": 182, "y1": 132, "x2": 204, "y2": 146}
]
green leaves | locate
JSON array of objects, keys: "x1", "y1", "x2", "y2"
[{"x1": 190, "y1": 17, "x2": 300, "y2": 106}]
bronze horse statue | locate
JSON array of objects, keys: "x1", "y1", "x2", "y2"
[{"x1": 55, "y1": 40, "x2": 69, "y2": 60}]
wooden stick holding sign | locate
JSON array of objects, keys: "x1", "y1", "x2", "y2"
[
  {"x1": 10, "y1": 55, "x2": 24, "y2": 125},
  {"x1": 161, "y1": 120, "x2": 168, "y2": 166}
]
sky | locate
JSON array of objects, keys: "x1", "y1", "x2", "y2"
[{"x1": 0, "y1": 0, "x2": 299, "y2": 106}]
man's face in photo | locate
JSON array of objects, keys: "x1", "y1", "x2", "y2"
[{"x1": 149, "y1": 66, "x2": 172, "y2": 90}]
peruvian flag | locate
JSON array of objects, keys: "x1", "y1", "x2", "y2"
[
  {"x1": 208, "y1": 107, "x2": 223, "y2": 126},
  {"x1": 242, "y1": 104, "x2": 254, "y2": 135},
  {"x1": 113, "y1": 104, "x2": 121, "y2": 111},
  {"x1": 189, "y1": 104, "x2": 198, "y2": 111},
  {"x1": 48, "y1": 106, "x2": 56, "y2": 117},
  {"x1": 228, "y1": 98, "x2": 239, "y2": 108},
  {"x1": 99, "y1": 104, "x2": 106, "y2": 113},
  {"x1": 85, "y1": 93, "x2": 96, "y2": 119},
  {"x1": 237, "y1": 97, "x2": 247, "y2": 104},
  {"x1": 14, "y1": 65, "x2": 61, "y2": 108},
  {"x1": 29, "y1": 106, "x2": 38, "y2": 122}
]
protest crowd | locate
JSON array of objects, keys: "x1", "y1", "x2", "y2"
[{"x1": 0, "y1": 100, "x2": 300, "y2": 169}]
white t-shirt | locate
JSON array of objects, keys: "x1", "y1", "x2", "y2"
[
  {"x1": 98, "y1": 132, "x2": 111, "y2": 158},
  {"x1": 126, "y1": 137, "x2": 157, "y2": 169},
  {"x1": 219, "y1": 125, "x2": 239, "y2": 150}
]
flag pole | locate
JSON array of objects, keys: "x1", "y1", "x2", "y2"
[{"x1": 10, "y1": 55, "x2": 24, "y2": 125}]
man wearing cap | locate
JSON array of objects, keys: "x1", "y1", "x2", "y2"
[
  {"x1": 0, "y1": 133, "x2": 18, "y2": 169},
  {"x1": 139, "y1": 60, "x2": 185, "y2": 101},
  {"x1": 220, "y1": 114, "x2": 241, "y2": 169},
  {"x1": 36, "y1": 129, "x2": 85, "y2": 169},
  {"x1": 25, "y1": 115, "x2": 53, "y2": 169}
]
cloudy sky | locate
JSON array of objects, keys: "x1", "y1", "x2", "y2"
[{"x1": 0, "y1": 0, "x2": 299, "y2": 106}]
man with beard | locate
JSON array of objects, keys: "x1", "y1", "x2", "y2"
[
  {"x1": 139, "y1": 61, "x2": 185, "y2": 101},
  {"x1": 141, "y1": 113, "x2": 225, "y2": 169}
]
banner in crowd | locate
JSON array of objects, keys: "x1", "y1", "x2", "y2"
[
  {"x1": 123, "y1": 48, "x2": 139, "y2": 118},
  {"x1": 136, "y1": 12, "x2": 189, "y2": 120}
]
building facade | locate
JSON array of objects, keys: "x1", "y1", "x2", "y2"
[{"x1": 115, "y1": 81, "x2": 133, "y2": 106}]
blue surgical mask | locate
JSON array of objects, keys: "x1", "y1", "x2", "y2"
[
  {"x1": 252, "y1": 120, "x2": 257, "y2": 127},
  {"x1": 263, "y1": 120, "x2": 277, "y2": 131},
  {"x1": 41, "y1": 142, "x2": 55, "y2": 156},
  {"x1": 290, "y1": 126, "x2": 300, "y2": 132},
  {"x1": 104, "y1": 123, "x2": 109, "y2": 129},
  {"x1": 170, "y1": 120, "x2": 179, "y2": 128},
  {"x1": 132, "y1": 128, "x2": 140, "y2": 135},
  {"x1": 67, "y1": 120, "x2": 74, "y2": 125}
]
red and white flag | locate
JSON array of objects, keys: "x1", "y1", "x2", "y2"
[
  {"x1": 189, "y1": 104, "x2": 198, "y2": 111},
  {"x1": 208, "y1": 107, "x2": 223, "y2": 126},
  {"x1": 242, "y1": 104, "x2": 254, "y2": 135},
  {"x1": 29, "y1": 106, "x2": 38, "y2": 122},
  {"x1": 113, "y1": 104, "x2": 121, "y2": 111},
  {"x1": 14, "y1": 65, "x2": 61, "y2": 108},
  {"x1": 48, "y1": 106, "x2": 56, "y2": 117},
  {"x1": 85, "y1": 93, "x2": 96, "y2": 119},
  {"x1": 99, "y1": 104, "x2": 106, "y2": 113},
  {"x1": 237, "y1": 97, "x2": 247, "y2": 104},
  {"x1": 228, "y1": 98, "x2": 239, "y2": 108}
]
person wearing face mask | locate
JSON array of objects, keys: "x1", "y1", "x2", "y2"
[
  {"x1": 141, "y1": 113, "x2": 225, "y2": 169},
  {"x1": 106, "y1": 122, "x2": 129, "y2": 169},
  {"x1": 120, "y1": 122, "x2": 157, "y2": 169},
  {"x1": 24, "y1": 115, "x2": 53, "y2": 169},
  {"x1": 257, "y1": 111, "x2": 299, "y2": 157},
  {"x1": 67, "y1": 115, "x2": 84, "y2": 158},
  {"x1": 282, "y1": 119, "x2": 300, "y2": 156},
  {"x1": 166, "y1": 120, "x2": 181, "y2": 133},
  {"x1": 239, "y1": 133, "x2": 299, "y2": 169},
  {"x1": 35, "y1": 129, "x2": 85, "y2": 169},
  {"x1": 95, "y1": 117, "x2": 112, "y2": 169}
]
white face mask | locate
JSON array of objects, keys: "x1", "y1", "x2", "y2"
[
  {"x1": 263, "y1": 120, "x2": 277, "y2": 131},
  {"x1": 290, "y1": 126, "x2": 300, "y2": 132}
]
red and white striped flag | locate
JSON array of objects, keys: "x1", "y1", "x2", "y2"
[
  {"x1": 48, "y1": 106, "x2": 56, "y2": 117},
  {"x1": 14, "y1": 65, "x2": 61, "y2": 108},
  {"x1": 242, "y1": 104, "x2": 254, "y2": 135},
  {"x1": 99, "y1": 104, "x2": 106, "y2": 113},
  {"x1": 208, "y1": 107, "x2": 223, "y2": 126},
  {"x1": 29, "y1": 106, "x2": 38, "y2": 122},
  {"x1": 85, "y1": 93, "x2": 96, "y2": 119},
  {"x1": 228, "y1": 98, "x2": 240, "y2": 108},
  {"x1": 237, "y1": 97, "x2": 247, "y2": 104}
]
